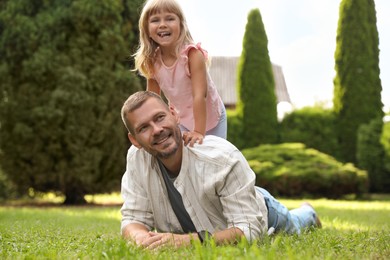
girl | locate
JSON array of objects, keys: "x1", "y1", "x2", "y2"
[{"x1": 133, "y1": 0, "x2": 227, "y2": 146}]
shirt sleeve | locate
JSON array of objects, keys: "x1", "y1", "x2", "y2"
[
  {"x1": 217, "y1": 150, "x2": 268, "y2": 241},
  {"x1": 180, "y1": 42, "x2": 208, "y2": 76},
  {"x1": 120, "y1": 147, "x2": 155, "y2": 233}
]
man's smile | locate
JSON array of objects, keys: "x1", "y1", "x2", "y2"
[{"x1": 152, "y1": 133, "x2": 171, "y2": 146}]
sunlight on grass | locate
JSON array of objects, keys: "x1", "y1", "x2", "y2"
[
  {"x1": 84, "y1": 192, "x2": 123, "y2": 205},
  {"x1": 328, "y1": 217, "x2": 373, "y2": 231},
  {"x1": 1, "y1": 195, "x2": 389, "y2": 259},
  {"x1": 4, "y1": 192, "x2": 124, "y2": 206},
  {"x1": 311, "y1": 199, "x2": 390, "y2": 210},
  {"x1": 40, "y1": 206, "x2": 122, "y2": 221},
  {"x1": 39, "y1": 192, "x2": 65, "y2": 203},
  {"x1": 281, "y1": 198, "x2": 390, "y2": 232}
]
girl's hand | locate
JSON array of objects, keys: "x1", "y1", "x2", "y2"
[{"x1": 183, "y1": 131, "x2": 204, "y2": 147}]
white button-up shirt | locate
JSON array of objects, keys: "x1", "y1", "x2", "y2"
[{"x1": 120, "y1": 135, "x2": 268, "y2": 241}]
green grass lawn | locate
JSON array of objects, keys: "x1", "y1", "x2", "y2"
[{"x1": 0, "y1": 195, "x2": 389, "y2": 259}]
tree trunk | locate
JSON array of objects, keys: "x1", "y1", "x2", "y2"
[{"x1": 63, "y1": 186, "x2": 87, "y2": 205}]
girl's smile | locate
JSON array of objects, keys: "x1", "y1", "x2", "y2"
[{"x1": 148, "y1": 11, "x2": 181, "y2": 47}]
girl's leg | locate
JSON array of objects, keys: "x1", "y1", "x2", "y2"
[
  {"x1": 256, "y1": 187, "x2": 319, "y2": 235},
  {"x1": 179, "y1": 124, "x2": 190, "y2": 132},
  {"x1": 206, "y1": 106, "x2": 227, "y2": 139}
]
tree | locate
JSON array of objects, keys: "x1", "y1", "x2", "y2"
[
  {"x1": 333, "y1": 0, "x2": 383, "y2": 163},
  {"x1": 236, "y1": 8, "x2": 278, "y2": 149},
  {"x1": 0, "y1": 0, "x2": 143, "y2": 204}
]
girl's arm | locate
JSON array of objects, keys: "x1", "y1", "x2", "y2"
[
  {"x1": 147, "y1": 78, "x2": 161, "y2": 95},
  {"x1": 184, "y1": 48, "x2": 208, "y2": 147}
]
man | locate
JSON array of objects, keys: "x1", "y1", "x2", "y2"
[{"x1": 120, "y1": 91, "x2": 321, "y2": 250}]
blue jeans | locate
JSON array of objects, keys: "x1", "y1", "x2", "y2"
[
  {"x1": 180, "y1": 105, "x2": 227, "y2": 139},
  {"x1": 256, "y1": 187, "x2": 318, "y2": 235}
]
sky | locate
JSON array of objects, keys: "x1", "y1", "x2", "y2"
[{"x1": 177, "y1": 0, "x2": 389, "y2": 111}]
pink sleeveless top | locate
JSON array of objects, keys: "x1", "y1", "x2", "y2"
[{"x1": 152, "y1": 43, "x2": 223, "y2": 131}]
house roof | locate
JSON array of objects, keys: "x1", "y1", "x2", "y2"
[{"x1": 208, "y1": 56, "x2": 291, "y2": 106}]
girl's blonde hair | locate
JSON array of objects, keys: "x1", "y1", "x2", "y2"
[{"x1": 133, "y1": 0, "x2": 194, "y2": 79}]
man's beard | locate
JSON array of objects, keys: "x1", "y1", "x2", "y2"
[
  {"x1": 156, "y1": 144, "x2": 179, "y2": 159},
  {"x1": 153, "y1": 127, "x2": 181, "y2": 159}
]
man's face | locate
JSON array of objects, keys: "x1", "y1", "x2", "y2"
[{"x1": 127, "y1": 97, "x2": 182, "y2": 159}]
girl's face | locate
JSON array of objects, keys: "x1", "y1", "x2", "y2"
[{"x1": 148, "y1": 11, "x2": 181, "y2": 48}]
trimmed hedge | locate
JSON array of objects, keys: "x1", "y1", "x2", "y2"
[
  {"x1": 279, "y1": 106, "x2": 338, "y2": 158},
  {"x1": 242, "y1": 143, "x2": 368, "y2": 198}
]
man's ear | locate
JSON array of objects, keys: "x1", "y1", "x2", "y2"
[
  {"x1": 128, "y1": 132, "x2": 141, "y2": 149},
  {"x1": 169, "y1": 106, "x2": 180, "y2": 124}
]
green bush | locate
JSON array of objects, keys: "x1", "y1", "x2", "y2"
[
  {"x1": 357, "y1": 118, "x2": 388, "y2": 192},
  {"x1": 380, "y1": 121, "x2": 390, "y2": 192},
  {"x1": 242, "y1": 143, "x2": 368, "y2": 198},
  {"x1": 382, "y1": 120, "x2": 390, "y2": 155},
  {"x1": 0, "y1": 166, "x2": 15, "y2": 201},
  {"x1": 280, "y1": 106, "x2": 338, "y2": 158},
  {"x1": 226, "y1": 109, "x2": 245, "y2": 149}
]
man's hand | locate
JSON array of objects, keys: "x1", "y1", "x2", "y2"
[
  {"x1": 122, "y1": 223, "x2": 153, "y2": 246},
  {"x1": 132, "y1": 231, "x2": 153, "y2": 246},
  {"x1": 141, "y1": 232, "x2": 197, "y2": 249}
]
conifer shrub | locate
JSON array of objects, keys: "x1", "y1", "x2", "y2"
[
  {"x1": 236, "y1": 8, "x2": 278, "y2": 148},
  {"x1": 333, "y1": 0, "x2": 383, "y2": 163},
  {"x1": 0, "y1": 0, "x2": 143, "y2": 204}
]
